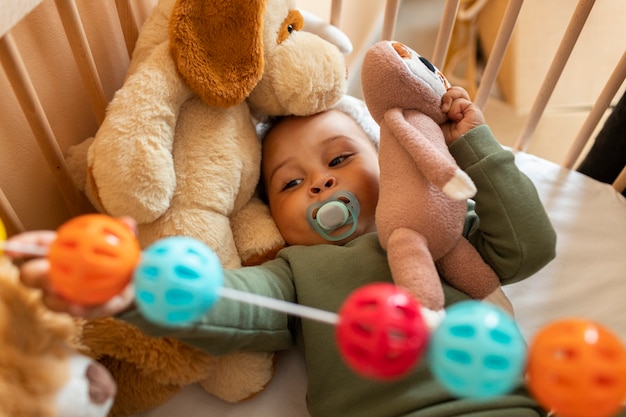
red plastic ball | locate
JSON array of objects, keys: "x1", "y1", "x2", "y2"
[
  {"x1": 336, "y1": 282, "x2": 429, "y2": 380},
  {"x1": 527, "y1": 318, "x2": 626, "y2": 417},
  {"x1": 48, "y1": 214, "x2": 140, "y2": 305}
]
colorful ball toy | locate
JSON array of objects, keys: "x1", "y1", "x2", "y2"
[
  {"x1": 133, "y1": 236, "x2": 224, "y2": 326},
  {"x1": 47, "y1": 214, "x2": 140, "y2": 305},
  {"x1": 527, "y1": 318, "x2": 626, "y2": 417},
  {"x1": 336, "y1": 282, "x2": 430, "y2": 380},
  {"x1": 9, "y1": 212, "x2": 626, "y2": 412},
  {"x1": 429, "y1": 301, "x2": 526, "y2": 399}
]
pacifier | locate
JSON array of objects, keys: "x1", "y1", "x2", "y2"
[{"x1": 306, "y1": 191, "x2": 360, "y2": 241}]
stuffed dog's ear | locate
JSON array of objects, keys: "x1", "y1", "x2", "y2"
[{"x1": 169, "y1": 0, "x2": 265, "y2": 108}]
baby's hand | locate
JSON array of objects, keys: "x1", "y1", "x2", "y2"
[
  {"x1": 440, "y1": 86, "x2": 486, "y2": 145},
  {"x1": 6, "y1": 219, "x2": 137, "y2": 319}
]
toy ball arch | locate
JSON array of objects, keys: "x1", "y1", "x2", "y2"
[{"x1": 4, "y1": 214, "x2": 626, "y2": 417}]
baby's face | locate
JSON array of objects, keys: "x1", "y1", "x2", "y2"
[{"x1": 262, "y1": 110, "x2": 380, "y2": 246}]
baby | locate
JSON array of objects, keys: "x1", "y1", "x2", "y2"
[{"x1": 9, "y1": 88, "x2": 556, "y2": 417}]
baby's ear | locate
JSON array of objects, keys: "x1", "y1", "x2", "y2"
[{"x1": 169, "y1": 0, "x2": 265, "y2": 107}]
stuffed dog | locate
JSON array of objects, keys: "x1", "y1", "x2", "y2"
[
  {"x1": 0, "y1": 256, "x2": 116, "y2": 417},
  {"x1": 78, "y1": 0, "x2": 348, "y2": 268}
]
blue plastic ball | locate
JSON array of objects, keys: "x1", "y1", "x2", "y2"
[
  {"x1": 133, "y1": 236, "x2": 223, "y2": 327},
  {"x1": 429, "y1": 301, "x2": 527, "y2": 399}
]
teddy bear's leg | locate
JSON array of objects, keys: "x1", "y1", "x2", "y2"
[
  {"x1": 196, "y1": 351, "x2": 276, "y2": 403},
  {"x1": 231, "y1": 196, "x2": 286, "y2": 266},
  {"x1": 385, "y1": 227, "x2": 444, "y2": 310},
  {"x1": 437, "y1": 238, "x2": 501, "y2": 301},
  {"x1": 137, "y1": 208, "x2": 242, "y2": 269},
  {"x1": 98, "y1": 355, "x2": 181, "y2": 417}
]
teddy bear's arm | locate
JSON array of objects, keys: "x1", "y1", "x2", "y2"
[
  {"x1": 88, "y1": 42, "x2": 192, "y2": 222},
  {"x1": 384, "y1": 108, "x2": 476, "y2": 199}
]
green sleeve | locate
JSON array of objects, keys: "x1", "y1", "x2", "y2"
[
  {"x1": 117, "y1": 258, "x2": 298, "y2": 354},
  {"x1": 450, "y1": 125, "x2": 557, "y2": 285}
]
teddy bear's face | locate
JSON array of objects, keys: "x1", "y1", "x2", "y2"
[
  {"x1": 168, "y1": 0, "x2": 347, "y2": 116},
  {"x1": 245, "y1": 0, "x2": 347, "y2": 117},
  {"x1": 361, "y1": 40, "x2": 451, "y2": 126},
  {"x1": 0, "y1": 259, "x2": 115, "y2": 417}
]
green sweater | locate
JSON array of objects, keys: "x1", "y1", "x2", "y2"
[{"x1": 120, "y1": 125, "x2": 557, "y2": 417}]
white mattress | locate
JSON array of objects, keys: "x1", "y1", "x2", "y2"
[{"x1": 136, "y1": 151, "x2": 626, "y2": 417}]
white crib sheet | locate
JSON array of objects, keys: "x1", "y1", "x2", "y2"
[{"x1": 136, "y1": 151, "x2": 626, "y2": 417}]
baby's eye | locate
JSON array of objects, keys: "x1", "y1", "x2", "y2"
[
  {"x1": 329, "y1": 154, "x2": 349, "y2": 167},
  {"x1": 282, "y1": 178, "x2": 302, "y2": 191}
]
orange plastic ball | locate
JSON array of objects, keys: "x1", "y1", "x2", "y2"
[
  {"x1": 48, "y1": 214, "x2": 140, "y2": 305},
  {"x1": 527, "y1": 318, "x2": 626, "y2": 417}
]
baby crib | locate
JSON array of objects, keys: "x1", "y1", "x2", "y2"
[{"x1": 1, "y1": 1, "x2": 625, "y2": 416}]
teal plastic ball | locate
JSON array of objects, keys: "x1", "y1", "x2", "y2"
[
  {"x1": 429, "y1": 301, "x2": 526, "y2": 399},
  {"x1": 133, "y1": 236, "x2": 223, "y2": 327}
]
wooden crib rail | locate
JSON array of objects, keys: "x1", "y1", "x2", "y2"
[
  {"x1": 0, "y1": 0, "x2": 141, "y2": 233},
  {"x1": 513, "y1": 0, "x2": 597, "y2": 153},
  {"x1": 0, "y1": 32, "x2": 90, "y2": 220},
  {"x1": 0, "y1": 0, "x2": 624, "y2": 235}
]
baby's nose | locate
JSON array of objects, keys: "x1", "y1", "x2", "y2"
[{"x1": 310, "y1": 176, "x2": 336, "y2": 194}]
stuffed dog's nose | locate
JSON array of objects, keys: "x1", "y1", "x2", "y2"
[{"x1": 86, "y1": 362, "x2": 117, "y2": 404}]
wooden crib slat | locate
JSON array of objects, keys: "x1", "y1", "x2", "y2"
[
  {"x1": 0, "y1": 33, "x2": 90, "y2": 217},
  {"x1": 0, "y1": 186, "x2": 25, "y2": 234},
  {"x1": 53, "y1": 0, "x2": 107, "y2": 125},
  {"x1": 474, "y1": 0, "x2": 523, "y2": 110},
  {"x1": 381, "y1": 0, "x2": 400, "y2": 41},
  {"x1": 115, "y1": 0, "x2": 139, "y2": 58},
  {"x1": 563, "y1": 51, "x2": 626, "y2": 169},
  {"x1": 514, "y1": 0, "x2": 596, "y2": 152},
  {"x1": 613, "y1": 166, "x2": 626, "y2": 193},
  {"x1": 330, "y1": 0, "x2": 343, "y2": 28},
  {"x1": 431, "y1": 0, "x2": 460, "y2": 70}
]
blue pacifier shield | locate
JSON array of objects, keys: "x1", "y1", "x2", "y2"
[
  {"x1": 133, "y1": 236, "x2": 223, "y2": 327},
  {"x1": 429, "y1": 301, "x2": 527, "y2": 399},
  {"x1": 306, "y1": 191, "x2": 360, "y2": 241}
]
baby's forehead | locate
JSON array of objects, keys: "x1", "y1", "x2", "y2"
[{"x1": 264, "y1": 110, "x2": 371, "y2": 147}]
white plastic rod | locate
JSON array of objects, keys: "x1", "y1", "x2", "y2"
[
  {"x1": 0, "y1": 240, "x2": 48, "y2": 257},
  {"x1": 219, "y1": 287, "x2": 340, "y2": 325}
]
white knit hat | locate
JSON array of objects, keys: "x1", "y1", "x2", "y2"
[
  {"x1": 257, "y1": 95, "x2": 380, "y2": 147},
  {"x1": 331, "y1": 94, "x2": 380, "y2": 148}
]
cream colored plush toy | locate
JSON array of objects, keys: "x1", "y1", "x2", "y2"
[
  {"x1": 70, "y1": 0, "x2": 348, "y2": 267},
  {"x1": 64, "y1": 0, "x2": 349, "y2": 415},
  {"x1": 0, "y1": 256, "x2": 116, "y2": 417}
]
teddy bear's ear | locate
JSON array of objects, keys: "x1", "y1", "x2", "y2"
[{"x1": 169, "y1": 0, "x2": 265, "y2": 108}]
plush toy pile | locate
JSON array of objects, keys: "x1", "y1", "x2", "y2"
[
  {"x1": 65, "y1": 0, "x2": 350, "y2": 415},
  {"x1": 0, "y1": 256, "x2": 116, "y2": 417}
]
